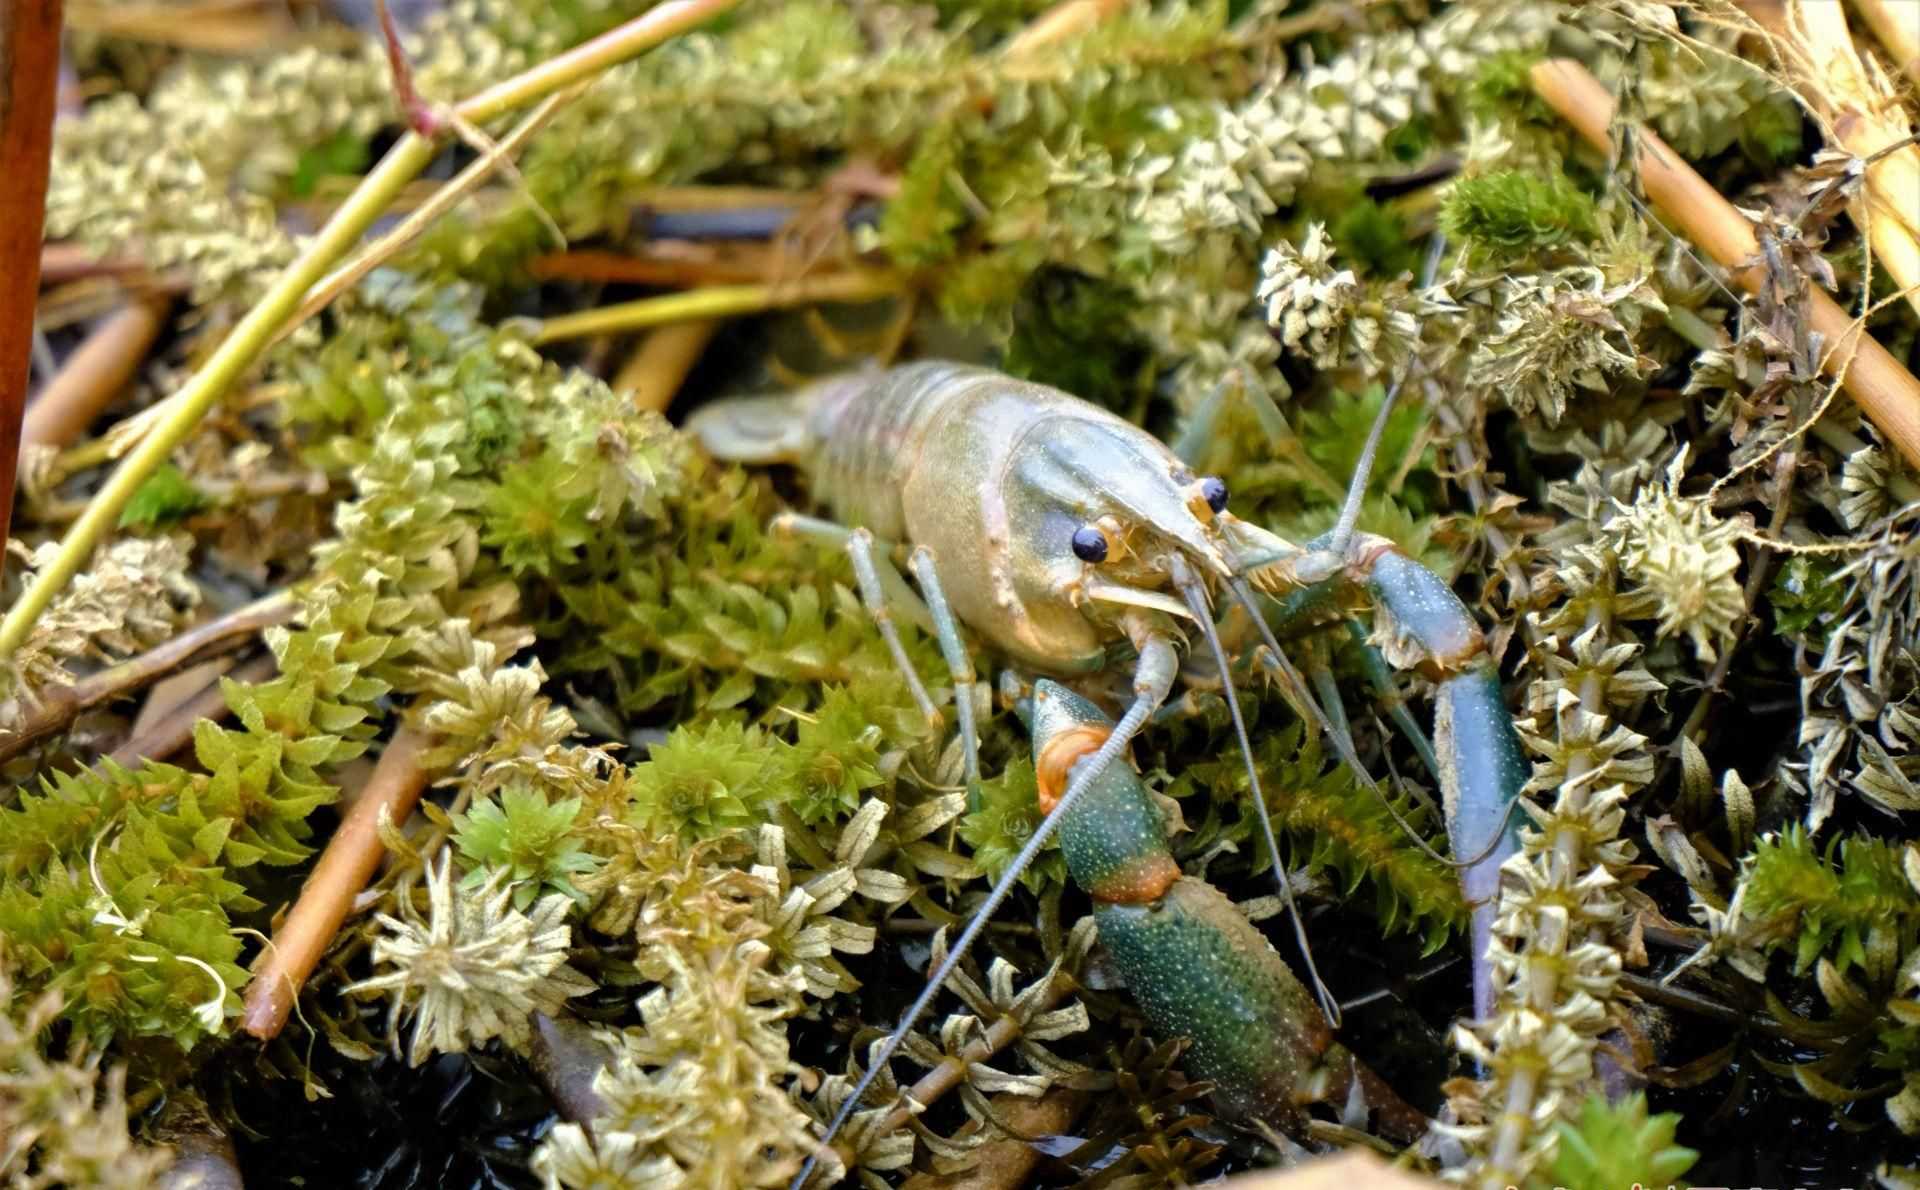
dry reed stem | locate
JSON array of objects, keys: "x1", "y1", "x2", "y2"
[
  {"x1": 614, "y1": 320, "x2": 720, "y2": 414},
  {"x1": 1531, "y1": 57, "x2": 1920, "y2": 469},
  {"x1": 240, "y1": 726, "x2": 436, "y2": 1041},
  {"x1": 0, "y1": 0, "x2": 64, "y2": 577},
  {"x1": 38, "y1": 244, "x2": 148, "y2": 285},
  {"x1": 529, "y1": 245, "x2": 806, "y2": 287},
  {"x1": 23, "y1": 297, "x2": 173, "y2": 449},
  {"x1": 1741, "y1": 0, "x2": 1920, "y2": 319},
  {"x1": 1851, "y1": 0, "x2": 1920, "y2": 88}
]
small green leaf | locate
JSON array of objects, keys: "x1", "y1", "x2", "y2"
[{"x1": 119, "y1": 465, "x2": 207, "y2": 529}]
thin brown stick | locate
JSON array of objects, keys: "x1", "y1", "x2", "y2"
[
  {"x1": 1852, "y1": 0, "x2": 1920, "y2": 88},
  {"x1": 108, "y1": 651, "x2": 275, "y2": 767},
  {"x1": 0, "y1": 0, "x2": 65, "y2": 577},
  {"x1": 821, "y1": 972, "x2": 1076, "y2": 1172},
  {"x1": 23, "y1": 297, "x2": 173, "y2": 449},
  {"x1": 1531, "y1": 57, "x2": 1920, "y2": 469},
  {"x1": 241, "y1": 726, "x2": 436, "y2": 1041},
  {"x1": 0, "y1": 591, "x2": 292, "y2": 762},
  {"x1": 614, "y1": 320, "x2": 719, "y2": 414}
]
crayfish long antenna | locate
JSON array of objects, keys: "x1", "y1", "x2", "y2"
[
  {"x1": 1326, "y1": 232, "x2": 1447, "y2": 558},
  {"x1": 790, "y1": 673, "x2": 1169, "y2": 1190},
  {"x1": 1172, "y1": 558, "x2": 1342, "y2": 1028}
]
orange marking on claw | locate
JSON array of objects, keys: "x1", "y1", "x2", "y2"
[
  {"x1": 1035, "y1": 724, "x2": 1112, "y2": 814},
  {"x1": 1092, "y1": 853, "x2": 1181, "y2": 905}
]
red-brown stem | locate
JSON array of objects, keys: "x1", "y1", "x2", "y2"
[
  {"x1": 1531, "y1": 58, "x2": 1920, "y2": 469},
  {"x1": 241, "y1": 726, "x2": 435, "y2": 1041},
  {"x1": 0, "y1": 0, "x2": 65, "y2": 575}
]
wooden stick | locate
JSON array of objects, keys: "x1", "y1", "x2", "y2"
[
  {"x1": 528, "y1": 245, "x2": 803, "y2": 287},
  {"x1": 0, "y1": 590, "x2": 293, "y2": 763},
  {"x1": 613, "y1": 320, "x2": 719, "y2": 414},
  {"x1": 1531, "y1": 57, "x2": 1920, "y2": 470},
  {"x1": 23, "y1": 297, "x2": 173, "y2": 449},
  {"x1": 0, "y1": 0, "x2": 64, "y2": 577},
  {"x1": 240, "y1": 726, "x2": 435, "y2": 1041}
]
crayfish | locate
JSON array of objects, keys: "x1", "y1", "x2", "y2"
[{"x1": 688, "y1": 361, "x2": 1528, "y2": 1181}]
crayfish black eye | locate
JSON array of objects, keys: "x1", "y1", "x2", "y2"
[
  {"x1": 1200, "y1": 476, "x2": 1229, "y2": 513},
  {"x1": 1071, "y1": 525, "x2": 1108, "y2": 563}
]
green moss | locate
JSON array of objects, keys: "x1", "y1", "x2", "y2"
[
  {"x1": 119, "y1": 465, "x2": 208, "y2": 529},
  {"x1": 1550, "y1": 1092, "x2": 1698, "y2": 1190},
  {"x1": 1440, "y1": 168, "x2": 1596, "y2": 258}
]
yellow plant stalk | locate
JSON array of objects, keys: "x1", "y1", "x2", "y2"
[{"x1": 0, "y1": 0, "x2": 742, "y2": 661}]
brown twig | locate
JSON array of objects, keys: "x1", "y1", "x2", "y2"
[
  {"x1": 1531, "y1": 57, "x2": 1920, "y2": 469},
  {"x1": 241, "y1": 726, "x2": 436, "y2": 1041},
  {"x1": 823, "y1": 971, "x2": 1077, "y2": 1173},
  {"x1": 0, "y1": 0, "x2": 65, "y2": 576},
  {"x1": 108, "y1": 651, "x2": 275, "y2": 767},
  {"x1": 613, "y1": 320, "x2": 719, "y2": 414},
  {"x1": 0, "y1": 591, "x2": 292, "y2": 762},
  {"x1": 23, "y1": 296, "x2": 173, "y2": 449}
]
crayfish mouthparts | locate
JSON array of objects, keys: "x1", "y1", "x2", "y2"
[{"x1": 1027, "y1": 680, "x2": 1430, "y2": 1144}]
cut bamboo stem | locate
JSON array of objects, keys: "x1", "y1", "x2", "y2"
[
  {"x1": 1531, "y1": 57, "x2": 1920, "y2": 470},
  {"x1": 23, "y1": 296, "x2": 173, "y2": 449},
  {"x1": 241, "y1": 726, "x2": 436, "y2": 1041},
  {"x1": 0, "y1": 0, "x2": 742, "y2": 663}
]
